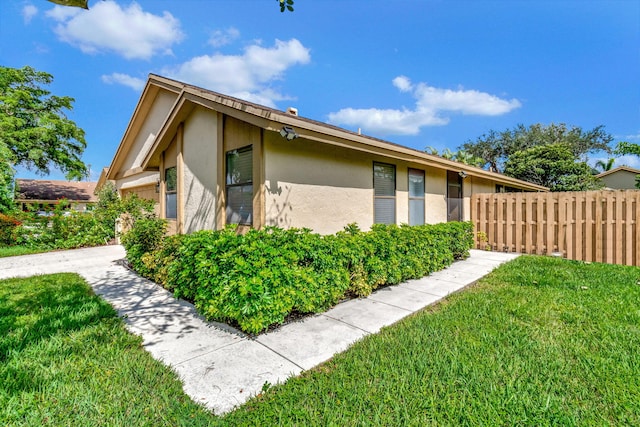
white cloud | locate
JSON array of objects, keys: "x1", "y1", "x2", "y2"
[
  {"x1": 328, "y1": 76, "x2": 521, "y2": 136},
  {"x1": 208, "y1": 27, "x2": 240, "y2": 48},
  {"x1": 22, "y1": 4, "x2": 38, "y2": 24},
  {"x1": 163, "y1": 38, "x2": 311, "y2": 107},
  {"x1": 101, "y1": 73, "x2": 145, "y2": 91},
  {"x1": 46, "y1": 1, "x2": 184, "y2": 60},
  {"x1": 392, "y1": 75, "x2": 413, "y2": 92}
]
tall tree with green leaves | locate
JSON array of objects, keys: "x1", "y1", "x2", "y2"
[
  {"x1": 0, "y1": 66, "x2": 87, "y2": 179},
  {"x1": 460, "y1": 123, "x2": 613, "y2": 173},
  {"x1": 503, "y1": 143, "x2": 603, "y2": 192}
]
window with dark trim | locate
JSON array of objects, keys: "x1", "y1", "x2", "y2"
[
  {"x1": 165, "y1": 166, "x2": 177, "y2": 219},
  {"x1": 374, "y1": 162, "x2": 396, "y2": 224},
  {"x1": 226, "y1": 145, "x2": 253, "y2": 225},
  {"x1": 408, "y1": 168, "x2": 425, "y2": 226},
  {"x1": 447, "y1": 170, "x2": 463, "y2": 222}
]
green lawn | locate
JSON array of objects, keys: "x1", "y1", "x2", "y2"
[
  {"x1": 1, "y1": 257, "x2": 639, "y2": 426},
  {"x1": 0, "y1": 273, "x2": 214, "y2": 426},
  {"x1": 0, "y1": 245, "x2": 48, "y2": 258}
]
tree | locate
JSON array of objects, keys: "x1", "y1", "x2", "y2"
[
  {"x1": 503, "y1": 143, "x2": 603, "y2": 192},
  {"x1": 460, "y1": 123, "x2": 613, "y2": 173},
  {"x1": 423, "y1": 146, "x2": 484, "y2": 167},
  {"x1": 0, "y1": 144, "x2": 14, "y2": 212},
  {"x1": 614, "y1": 141, "x2": 639, "y2": 157},
  {"x1": 0, "y1": 66, "x2": 87, "y2": 180},
  {"x1": 46, "y1": 0, "x2": 295, "y2": 12},
  {"x1": 594, "y1": 158, "x2": 615, "y2": 173}
]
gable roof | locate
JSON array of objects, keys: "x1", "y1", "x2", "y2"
[
  {"x1": 111, "y1": 74, "x2": 549, "y2": 192},
  {"x1": 595, "y1": 165, "x2": 640, "y2": 178},
  {"x1": 15, "y1": 179, "x2": 98, "y2": 203}
]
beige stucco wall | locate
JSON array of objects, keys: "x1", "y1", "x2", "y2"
[
  {"x1": 263, "y1": 133, "x2": 462, "y2": 234},
  {"x1": 116, "y1": 171, "x2": 159, "y2": 191},
  {"x1": 121, "y1": 91, "x2": 178, "y2": 172},
  {"x1": 182, "y1": 107, "x2": 218, "y2": 233},
  {"x1": 600, "y1": 170, "x2": 638, "y2": 190},
  {"x1": 425, "y1": 168, "x2": 447, "y2": 224},
  {"x1": 264, "y1": 133, "x2": 374, "y2": 234}
]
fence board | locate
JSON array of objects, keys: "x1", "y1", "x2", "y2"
[{"x1": 471, "y1": 190, "x2": 640, "y2": 266}]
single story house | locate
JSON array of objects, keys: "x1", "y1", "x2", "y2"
[
  {"x1": 596, "y1": 165, "x2": 640, "y2": 190},
  {"x1": 107, "y1": 74, "x2": 547, "y2": 235},
  {"x1": 15, "y1": 179, "x2": 98, "y2": 212}
]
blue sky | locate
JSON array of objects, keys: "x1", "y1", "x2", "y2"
[{"x1": 2, "y1": 0, "x2": 639, "y2": 180}]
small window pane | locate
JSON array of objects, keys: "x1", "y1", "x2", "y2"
[
  {"x1": 374, "y1": 163, "x2": 395, "y2": 196},
  {"x1": 166, "y1": 193, "x2": 177, "y2": 219},
  {"x1": 165, "y1": 167, "x2": 177, "y2": 192},
  {"x1": 226, "y1": 185, "x2": 253, "y2": 224},
  {"x1": 226, "y1": 147, "x2": 252, "y2": 185},
  {"x1": 408, "y1": 169, "x2": 425, "y2": 197},
  {"x1": 409, "y1": 199, "x2": 424, "y2": 226},
  {"x1": 375, "y1": 198, "x2": 395, "y2": 224}
]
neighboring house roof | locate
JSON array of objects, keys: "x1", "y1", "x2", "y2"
[
  {"x1": 15, "y1": 179, "x2": 98, "y2": 203},
  {"x1": 108, "y1": 74, "x2": 549, "y2": 192},
  {"x1": 595, "y1": 165, "x2": 640, "y2": 179}
]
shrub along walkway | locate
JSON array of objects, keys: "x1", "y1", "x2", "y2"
[{"x1": 0, "y1": 245, "x2": 518, "y2": 415}]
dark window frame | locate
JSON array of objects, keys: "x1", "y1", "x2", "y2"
[
  {"x1": 165, "y1": 166, "x2": 177, "y2": 219},
  {"x1": 408, "y1": 168, "x2": 425, "y2": 226},
  {"x1": 226, "y1": 145, "x2": 253, "y2": 225},
  {"x1": 373, "y1": 162, "x2": 396, "y2": 224}
]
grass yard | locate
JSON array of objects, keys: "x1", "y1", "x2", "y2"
[
  {"x1": 222, "y1": 256, "x2": 640, "y2": 426},
  {"x1": 1, "y1": 256, "x2": 638, "y2": 426},
  {"x1": 0, "y1": 273, "x2": 214, "y2": 426},
  {"x1": 0, "y1": 246, "x2": 48, "y2": 258}
]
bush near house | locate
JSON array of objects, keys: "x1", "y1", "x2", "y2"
[
  {"x1": 0, "y1": 213, "x2": 21, "y2": 246},
  {"x1": 122, "y1": 221, "x2": 474, "y2": 334},
  {"x1": 2, "y1": 183, "x2": 156, "y2": 253}
]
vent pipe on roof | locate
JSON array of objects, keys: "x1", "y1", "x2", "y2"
[{"x1": 287, "y1": 107, "x2": 298, "y2": 116}]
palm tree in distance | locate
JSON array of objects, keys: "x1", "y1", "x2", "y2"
[{"x1": 595, "y1": 158, "x2": 615, "y2": 173}]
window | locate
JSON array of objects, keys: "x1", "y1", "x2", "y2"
[
  {"x1": 447, "y1": 170, "x2": 463, "y2": 222},
  {"x1": 408, "y1": 168, "x2": 425, "y2": 226},
  {"x1": 374, "y1": 162, "x2": 396, "y2": 224},
  {"x1": 165, "y1": 166, "x2": 177, "y2": 219},
  {"x1": 226, "y1": 146, "x2": 253, "y2": 225}
]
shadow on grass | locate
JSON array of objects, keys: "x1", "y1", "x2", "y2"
[{"x1": 0, "y1": 273, "x2": 116, "y2": 362}]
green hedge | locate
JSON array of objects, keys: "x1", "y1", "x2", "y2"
[{"x1": 123, "y1": 222, "x2": 474, "y2": 334}]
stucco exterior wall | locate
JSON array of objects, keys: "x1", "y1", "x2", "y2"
[
  {"x1": 425, "y1": 168, "x2": 447, "y2": 224},
  {"x1": 263, "y1": 134, "x2": 463, "y2": 234},
  {"x1": 182, "y1": 107, "x2": 218, "y2": 233},
  {"x1": 600, "y1": 170, "x2": 638, "y2": 189},
  {"x1": 116, "y1": 171, "x2": 159, "y2": 191},
  {"x1": 122, "y1": 91, "x2": 178, "y2": 172},
  {"x1": 264, "y1": 133, "x2": 374, "y2": 234}
]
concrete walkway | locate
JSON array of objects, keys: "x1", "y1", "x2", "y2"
[{"x1": 0, "y1": 246, "x2": 519, "y2": 415}]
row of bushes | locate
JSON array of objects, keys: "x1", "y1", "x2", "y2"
[
  {"x1": 123, "y1": 221, "x2": 474, "y2": 334},
  {"x1": 0, "y1": 183, "x2": 155, "y2": 250}
]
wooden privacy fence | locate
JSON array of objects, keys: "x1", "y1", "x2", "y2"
[{"x1": 472, "y1": 190, "x2": 640, "y2": 266}]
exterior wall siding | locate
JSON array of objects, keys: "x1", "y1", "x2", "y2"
[
  {"x1": 122, "y1": 91, "x2": 178, "y2": 172},
  {"x1": 263, "y1": 133, "x2": 373, "y2": 234},
  {"x1": 425, "y1": 168, "x2": 447, "y2": 224},
  {"x1": 182, "y1": 107, "x2": 218, "y2": 233},
  {"x1": 600, "y1": 170, "x2": 638, "y2": 190}
]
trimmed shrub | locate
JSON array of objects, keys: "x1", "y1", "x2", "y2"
[
  {"x1": 0, "y1": 213, "x2": 21, "y2": 246},
  {"x1": 120, "y1": 217, "x2": 168, "y2": 275},
  {"x1": 123, "y1": 221, "x2": 474, "y2": 334}
]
